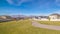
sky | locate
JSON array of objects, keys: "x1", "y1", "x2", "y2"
[{"x1": 0, "y1": 0, "x2": 60, "y2": 16}]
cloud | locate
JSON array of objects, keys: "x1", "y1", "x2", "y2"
[
  {"x1": 6, "y1": 0, "x2": 33, "y2": 6},
  {"x1": 6, "y1": 0, "x2": 22, "y2": 6}
]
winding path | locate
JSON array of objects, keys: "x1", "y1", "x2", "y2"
[{"x1": 32, "y1": 21, "x2": 60, "y2": 30}]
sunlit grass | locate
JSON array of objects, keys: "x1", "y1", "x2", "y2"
[
  {"x1": 0, "y1": 20, "x2": 60, "y2": 34},
  {"x1": 37, "y1": 21, "x2": 60, "y2": 26}
]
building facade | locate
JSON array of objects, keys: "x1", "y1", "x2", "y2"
[{"x1": 32, "y1": 13, "x2": 60, "y2": 21}]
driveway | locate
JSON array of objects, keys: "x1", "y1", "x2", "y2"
[{"x1": 32, "y1": 21, "x2": 60, "y2": 30}]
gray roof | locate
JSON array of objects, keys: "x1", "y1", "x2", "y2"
[
  {"x1": 50, "y1": 13, "x2": 60, "y2": 16},
  {"x1": 39, "y1": 16, "x2": 49, "y2": 19}
]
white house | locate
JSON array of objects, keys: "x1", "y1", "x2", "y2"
[
  {"x1": 32, "y1": 16, "x2": 40, "y2": 20},
  {"x1": 0, "y1": 15, "x2": 12, "y2": 20},
  {"x1": 32, "y1": 13, "x2": 60, "y2": 21},
  {"x1": 49, "y1": 13, "x2": 60, "y2": 21},
  {"x1": 0, "y1": 16, "x2": 7, "y2": 19},
  {"x1": 32, "y1": 16, "x2": 49, "y2": 21},
  {"x1": 39, "y1": 16, "x2": 49, "y2": 21}
]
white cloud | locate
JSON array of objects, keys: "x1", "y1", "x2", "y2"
[{"x1": 6, "y1": 0, "x2": 33, "y2": 6}]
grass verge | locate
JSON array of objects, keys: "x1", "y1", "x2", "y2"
[{"x1": 0, "y1": 20, "x2": 60, "y2": 34}]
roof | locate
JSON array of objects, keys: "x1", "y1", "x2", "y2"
[
  {"x1": 39, "y1": 16, "x2": 49, "y2": 19},
  {"x1": 49, "y1": 13, "x2": 60, "y2": 16}
]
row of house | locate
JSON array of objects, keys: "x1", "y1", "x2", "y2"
[
  {"x1": 0, "y1": 15, "x2": 13, "y2": 22},
  {"x1": 32, "y1": 13, "x2": 60, "y2": 21},
  {"x1": 0, "y1": 13, "x2": 60, "y2": 22},
  {"x1": 0, "y1": 15, "x2": 28, "y2": 22}
]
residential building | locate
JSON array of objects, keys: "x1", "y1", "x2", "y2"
[
  {"x1": 49, "y1": 13, "x2": 60, "y2": 21},
  {"x1": 32, "y1": 16, "x2": 49, "y2": 21}
]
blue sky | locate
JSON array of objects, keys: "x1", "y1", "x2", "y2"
[{"x1": 0, "y1": 0, "x2": 60, "y2": 15}]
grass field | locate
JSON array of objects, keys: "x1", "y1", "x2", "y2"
[
  {"x1": 0, "y1": 20, "x2": 60, "y2": 34},
  {"x1": 37, "y1": 21, "x2": 60, "y2": 26}
]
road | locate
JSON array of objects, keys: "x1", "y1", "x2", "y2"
[{"x1": 32, "y1": 21, "x2": 60, "y2": 30}]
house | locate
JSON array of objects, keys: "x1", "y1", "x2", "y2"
[
  {"x1": 32, "y1": 16, "x2": 49, "y2": 21},
  {"x1": 49, "y1": 13, "x2": 60, "y2": 21},
  {"x1": 0, "y1": 15, "x2": 13, "y2": 22},
  {"x1": 11, "y1": 15, "x2": 29, "y2": 20},
  {"x1": 39, "y1": 16, "x2": 49, "y2": 21},
  {"x1": 32, "y1": 16, "x2": 40, "y2": 20},
  {"x1": 32, "y1": 13, "x2": 60, "y2": 21},
  {"x1": 0, "y1": 15, "x2": 12, "y2": 19}
]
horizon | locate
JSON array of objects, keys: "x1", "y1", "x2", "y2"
[
  {"x1": 0, "y1": 13, "x2": 60, "y2": 16},
  {"x1": 0, "y1": 0, "x2": 60, "y2": 15}
]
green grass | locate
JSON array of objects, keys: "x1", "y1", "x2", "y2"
[
  {"x1": 37, "y1": 21, "x2": 60, "y2": 26},
  {"x1": 0, "y1": 20, "x2": 60, "y2": 34}
]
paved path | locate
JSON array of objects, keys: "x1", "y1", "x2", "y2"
[{"x1": 32, "y1": 21, "x2": 60, "y2": 30}]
